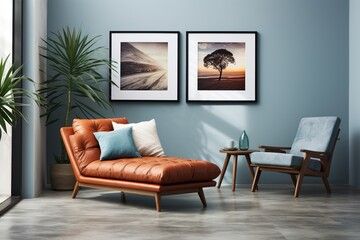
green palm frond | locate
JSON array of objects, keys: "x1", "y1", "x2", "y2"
[
  {"x1": 0, "y1": 55, "x2": 40, "y2": 137},
  {"x1": 38, "y1": 27, "x2": 117, "y2": 163},
  {"x1": 39, "y1": 27, "x2": 116, "y2": 128}
]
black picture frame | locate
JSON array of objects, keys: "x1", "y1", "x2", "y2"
[
  {"x1": 186, "y1": 31, "x2": 257, "y2": 102},
  {"x1": 110, "y1": 31, "x2": 179, "y2": 101}
]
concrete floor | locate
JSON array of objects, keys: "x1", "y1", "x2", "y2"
[{"x1": 0, "y1": 184, "x2": 359, "y2": 240}]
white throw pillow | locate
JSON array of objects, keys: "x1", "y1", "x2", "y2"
[{"x1": 112, "y1": 119, "x2": 165, "y2": 157}]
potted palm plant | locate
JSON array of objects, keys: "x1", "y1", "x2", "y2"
[
  {"x1": 39, "y1": 27, "x2": 115, "y2": 190},
  {"x1": 0, "y1": 55, "x2": 39, "y2": 140}
]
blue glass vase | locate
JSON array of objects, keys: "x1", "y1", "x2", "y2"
[{"x1": 239, "y1": 130, "x2": 249, "y2": 150}]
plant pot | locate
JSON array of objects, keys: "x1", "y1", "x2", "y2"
[{"x1": 51, "y1": 163, "x2": 75, "y2": 190}]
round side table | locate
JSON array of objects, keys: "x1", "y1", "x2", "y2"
[{"x1": 218, "y1": 148, "x2": 258, "y2": 191}]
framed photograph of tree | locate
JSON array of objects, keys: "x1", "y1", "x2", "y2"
[
  {"x1": 186, "y1": 32, "x2": 257, "y2": 102},
  {"x1": 110, "y1": 31, "x2": 179, "y2": 101}
]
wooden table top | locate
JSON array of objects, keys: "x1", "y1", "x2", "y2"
[{"x1": 219, "y1": 148, "x2": 259, "y2": 154}]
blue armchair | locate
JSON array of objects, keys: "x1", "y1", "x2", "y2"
[{"x1": 250, "y1": 116, "x2": 341, "y2": 197}]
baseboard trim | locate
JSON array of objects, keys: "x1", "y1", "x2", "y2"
[{"x1": 0, "y1": 196, "x2": 21, "y2": 217}]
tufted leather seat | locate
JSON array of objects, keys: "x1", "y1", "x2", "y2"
[
  {"x1": 83, "y1": 157, "x2": 220, "y2": 185},
  {"x1": 61, "y1": 118, "x2": 221, "y2": 211}
]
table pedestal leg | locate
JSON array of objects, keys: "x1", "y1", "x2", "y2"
[
  {"x1": 232, "y1": 155, "x2": 238, "y2": 192},
  {"x1": 217, "y1": 154, "x2": 231, "y2": 188}
]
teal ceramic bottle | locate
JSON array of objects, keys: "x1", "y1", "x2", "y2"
[{"x1": 239, "y1": 130, "x2": 249, "y2": 150}]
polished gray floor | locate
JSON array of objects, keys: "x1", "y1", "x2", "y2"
[{"x1": 0, "y1": 184, "x2": 360, "y2": 240}]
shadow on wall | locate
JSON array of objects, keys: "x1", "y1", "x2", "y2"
[
  {"x1": 160, "y1": 104, "x2": 250, "y2": 185},
  {"x1": 159, "y1": 108, "x2": 347, "y2": 185}
]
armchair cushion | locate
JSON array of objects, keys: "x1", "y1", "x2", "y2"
[
  {"x1": 290, "y1": 117, "x2": 341, "y2": 157},
  {"x1": 251, "y1": 152, "x2": 322, "y2": 171}
]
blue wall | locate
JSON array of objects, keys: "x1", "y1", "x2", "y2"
[{"x1": 47, "y1": 0, "x2": 349, "y2": 184}]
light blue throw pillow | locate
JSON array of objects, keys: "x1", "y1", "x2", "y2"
[{"x1": 93, "y1": 127, "x2": 141, "y2": 160}]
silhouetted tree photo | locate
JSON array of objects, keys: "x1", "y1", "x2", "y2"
[{"x1": 203, "y1": 49, "x2": 235, "y2": 81}]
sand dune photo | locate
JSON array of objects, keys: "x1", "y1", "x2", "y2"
[
  {"x1": 110, "y1": 32, "x2": 179, "y2": 101},
  {"x1": 121, "y1": 70, "x2": 168, "y2": 90},
  {"x1": 120, "y1": 42, "x2": 168, "y2": 90}
]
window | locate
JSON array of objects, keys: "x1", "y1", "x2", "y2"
[{"x1": 0, "y1": 0, "x2": 22, "y2": 216}]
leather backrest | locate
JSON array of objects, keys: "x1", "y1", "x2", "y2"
[
  {"x1": 69, "y1": 118, "x2": 128, "y2": 172},
  {"x1": 290, "y1": 116, "x2": 341, "y2": 157}
]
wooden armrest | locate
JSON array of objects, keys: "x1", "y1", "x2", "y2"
[
  {"x1": 300, "y1": 149, "x2": 330, "y2": 159},
  {"x1": 259, "y1": 145, "x2": 291, "y2": 153}
]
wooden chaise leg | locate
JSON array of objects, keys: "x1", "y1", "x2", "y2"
[
  {"x1": 155, "y1": 193, "x2": 161, "y2": 212},
  {"x1": 72, "y1": 181, "x2": 80, "y2": 198},
  {"x1": 197, "y1": 188, "x2": 207, "y2": 207},
  {"x1": 251, "y1": 167, "x2": 262, "y2": 192},
  {"x1": 322, "y1": 177, "x2": 331, "y2": 193},
  {"x1": 121, "y1": 192, "x2": 126, "y2": 202}
]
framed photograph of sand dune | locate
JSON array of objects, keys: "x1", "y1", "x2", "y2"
[
  {"x1": 110, "y1": 31, "x2": 179, "y2": 101},
  {"x1": 186, "y1": 32, "x2": 257, "y2": 102}
]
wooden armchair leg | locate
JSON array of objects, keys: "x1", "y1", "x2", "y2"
[
  {"x1": 155, "y1": 193, "x2": 161, "y2": 212},
  {"x1": 197, "y1": 188, "x2": 207, "y2": 207},
  {"x1": 290, "y1": 174, "x2": 297, "y2": 187},
  {"x1": 294, "y1": 172, "x2": 305, "y2": 198},
  {"x1": 322, "y1": 177, "x2": 331, "y2": 193},
  {"x1": 72, "y1": 181, "x2": 80, "y2": 198},
  {"x1": 251, "y1": 167, "x2": 262, "y2": 192}
]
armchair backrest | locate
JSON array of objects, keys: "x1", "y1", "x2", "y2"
[{"x1": 290, "y1": 116, "x2": 341, "y2": 157}]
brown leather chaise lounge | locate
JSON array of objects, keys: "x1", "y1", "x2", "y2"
[{"x1": 60, "y1": 118, "x2": 220, "y2": 211}]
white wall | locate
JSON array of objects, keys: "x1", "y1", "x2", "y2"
[
  {"x1": 22, "y1": 0, "x2": 47, "y2": 198},
  {"x1": 349, "y1": 0, "x2": 360, "y2": 188},
  {"x1": 0, "y1": 0, "x2": 13, "y2": 197}
]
